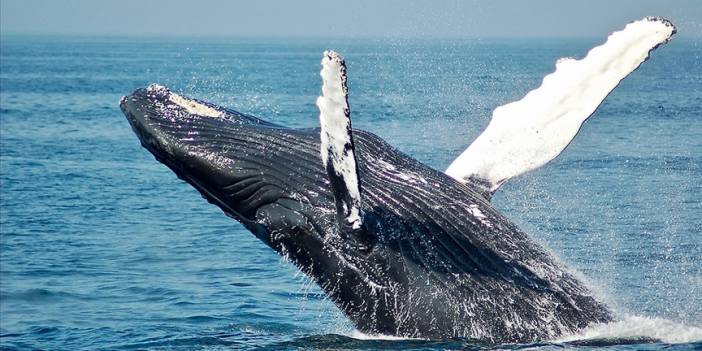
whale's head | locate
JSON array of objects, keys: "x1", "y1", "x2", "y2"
[{"x1": 121, "y1": 85, "x2": 330, "y2": 244}]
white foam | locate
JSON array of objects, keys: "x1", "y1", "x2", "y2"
[
  {"x1": 347, "y1": 316, "x2": 702, "y2": 344},
  {"x1": 349, "y1": 329, "x2": 421, "y2": 341},
  {"x1": 446, "y1": 17, "x2": 676, "y2": 193},
  {"x1": 558, "y1": 315, "x2": 702, "y2": 344}
]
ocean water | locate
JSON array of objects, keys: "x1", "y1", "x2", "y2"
[{"x1": 0, "y1": 35, "x2": 700, "y2": 350}]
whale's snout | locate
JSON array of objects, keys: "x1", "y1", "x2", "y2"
[{"x1": 120, "y1": 85, "x2": 225, "y2": 161}]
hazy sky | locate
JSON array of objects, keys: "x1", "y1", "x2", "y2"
[{"x1": 2, "y1": 0, "x2": 701, "y2": 38}]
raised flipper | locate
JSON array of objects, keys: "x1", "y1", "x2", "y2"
[
  {"x1": 316, "y1": 50, "x2": 365, "y2": 234},
  {"x1": 445, "y1": 17, "x2": 676, "y2": 199}
]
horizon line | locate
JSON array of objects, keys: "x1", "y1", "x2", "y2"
[{"x1": 2, "y1": 31, "x2": 700, "y2": 41}]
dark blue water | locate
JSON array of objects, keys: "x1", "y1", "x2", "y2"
[{"x1": 1, "y1": 35, "x2": 700, "y2": 350}]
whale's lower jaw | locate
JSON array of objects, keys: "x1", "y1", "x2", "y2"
[{"x1": 121, "y1": 85, "x2": 612, "y2": 343}]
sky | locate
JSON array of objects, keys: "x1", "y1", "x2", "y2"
[{"x1": 1, "y1": 0, "x2": 701, "y2": 38}]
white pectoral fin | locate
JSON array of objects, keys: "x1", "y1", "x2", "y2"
[
  {"x1": 316, "y1": 50, "x2": 364, "y2": 231},
  {"x1": 445, "y1": 17, "x2": 676, "y2": 197}
]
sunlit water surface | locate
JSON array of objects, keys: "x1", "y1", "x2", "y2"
[{"x1": 1, "y1": 36, "x2": 700, "y2": 350}]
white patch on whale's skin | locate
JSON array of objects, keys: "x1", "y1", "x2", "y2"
[
  {"x1": 168, "y1": 93, "x2": 225, "y2": 118},
  {"x1": 446, "y1": 17, "x2": 676, "y2": 194},
  {"x1": 146, "y1": 83, "x2": 225, "y2": 118},
  {"x1": 316, "y1": 50, "x2": 363, "y2": 230},
  {"x1": 374, "y1": 158, "x2": 428, "y2": 185},
  {"x1": 467, "y1": 204, "x2": 492, "y2": 228}
]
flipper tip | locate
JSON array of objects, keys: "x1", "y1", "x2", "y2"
[
  {"x1": 643, "y1": 16, "x2": 675, "y2": 30},
  {"x1": 323, "y1": 50, "x2": 344, "y2": 64},
  {"x1": 637, "y1": 16, "x2": 677, "y2": 42}
]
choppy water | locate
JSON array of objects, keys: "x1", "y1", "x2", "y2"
[{"x1": 1, "y1": 35, "x2": 701, "y2": 350}]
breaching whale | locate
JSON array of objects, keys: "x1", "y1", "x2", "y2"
[{"x1": 120, "y1": 17, "x2": 675, "y2": 343}]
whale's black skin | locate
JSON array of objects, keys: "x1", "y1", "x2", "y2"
[{"x1": 121, "y1": 85, "x2": 613, "y2": 343}]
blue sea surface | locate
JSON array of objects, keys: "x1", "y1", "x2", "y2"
[{"x1": 1, "y1": 35, "x2": 700, "y2": 350}]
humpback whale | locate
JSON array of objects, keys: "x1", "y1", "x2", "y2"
[{"x1": 120, "y1": 17, "x2": 675, "y2": 343}]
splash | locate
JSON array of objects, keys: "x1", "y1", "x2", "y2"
[
  {"x1": 347, "y1": 316, "x2": 702, "y2": 344},
  {"x1": 349, "y1": 329, "x2": 421, "y2": 341},
  {"x1": 558, "y1": 315, "x2": 702, "y2": 344}
]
